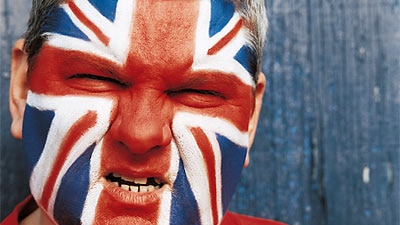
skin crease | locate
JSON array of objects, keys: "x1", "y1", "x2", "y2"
[
  {"x1": 11, "y1": 43, "x2": 266, "y2": 225},
  {"x1": 10, "y1": 1, "x2": 266, "y2": 224}
]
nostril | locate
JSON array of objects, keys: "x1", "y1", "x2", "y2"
[
  {"x1": 160, "y1": 124, "x2": 172, "y2": 146},
  {"x1": 107, "y1": 96, "x2": 173, "y2": 154}
]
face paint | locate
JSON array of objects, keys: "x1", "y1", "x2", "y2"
[{"x1": 23, "y1": 0, "x2": 256, "y2": 224}]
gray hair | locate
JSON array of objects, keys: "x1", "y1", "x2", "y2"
[
  {"x1": 235, "y1": 0, "x2": 268, "y2": 80},
  {"x1": 23, "y1": 0, "x2": 267, "y2": 80}
]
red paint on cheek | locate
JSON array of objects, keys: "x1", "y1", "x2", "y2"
[
  {"x1": 191, "y1": 127, "x2": 218, "y2": 225},
  {"x1": 174, "y1": 74, "x2": 255, "y2": 132},
  {"x1": 41, "y1": 111, "x2": 97, "y2": 210}
]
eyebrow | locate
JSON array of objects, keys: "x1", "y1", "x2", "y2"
[
  {"x1": 173, "y1": 71, "x2": 242, "y2": 89},
  {"x1": 62, "y1": 53, "x2": 121, "y2": 78}
]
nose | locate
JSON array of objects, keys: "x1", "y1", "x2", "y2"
[{"x1": 109, "y1": 91, "x2": 172, "y2": 154}]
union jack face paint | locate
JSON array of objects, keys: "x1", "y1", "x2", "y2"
[{"x1": 23, "y1": 0, "x2": 258, "y2": 224}]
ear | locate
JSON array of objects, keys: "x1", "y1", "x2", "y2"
[
  {"x1": 9, "y1": 39, "x2": 29, "y2": 139},
  {"x1": 244, "y1": 72, "x2": 266, "y2": 168}
]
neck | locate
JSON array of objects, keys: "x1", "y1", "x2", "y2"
[{"x1": 20, "y1": 208, "x2": 55, "y2": 225}]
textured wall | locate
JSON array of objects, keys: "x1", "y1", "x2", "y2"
[
  {"x1": 229, "y1": 1, "x2": 400, "y2": 225},
  {"x1": 0, "y1": 0, "x2": 31, "y2": 220},
  {"x1": 1, "y1": 1, "x2": 399, "y2": 225}
]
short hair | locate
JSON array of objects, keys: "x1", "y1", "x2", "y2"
[{"x1": 23, "y1": 0, "x2": 267, "y2": 80}]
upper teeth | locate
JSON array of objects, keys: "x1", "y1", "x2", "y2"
[
  {"x1": 106, "y1": 173, "x2": 163, "y2": 193},
  {"x1": 130, "y1": 177, "x2": 147, "y2": 184}
]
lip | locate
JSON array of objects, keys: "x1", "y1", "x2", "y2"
[
  {"x1": 97, "y1": 141, "x2": 174, "y2": 206},
  {"x1": 101, "y1": 175, "x2": 170, "y2": 206}
]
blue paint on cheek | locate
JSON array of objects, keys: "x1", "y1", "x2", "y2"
[
  {"x1": 22, "y1": 105, "x2": 55, "y2": 175},
  {"x1": 53, "y1": 143, "x2": 95, "y2": 225},
  {"x1": 43, "y1": 7, "x2": 89, "y2": 41},
  {"x1": 209, "y1": 0, "x2": 236, "y2": 37},
  {"x1": 234, "y1": 46, "x2": 257, "y2": 77},
  {"x1": 88, "y1": 0, "x2": 118, "y2": 22},
  {"x1": 170, "y1": 159, "x2": 201, "y2": 225},
  {"x1": 218, "y1": 134, "x2": 247, "y2": 213}
]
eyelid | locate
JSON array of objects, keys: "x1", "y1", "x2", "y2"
[
  {"x1": 69, "y1": 73, "x2": 129, "y2": 87},
  {"x1": 166, "y1": 88, "x2": 226, "y2": 99}
]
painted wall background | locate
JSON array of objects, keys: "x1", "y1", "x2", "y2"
[{"x1": 1, "y1": 1, "x2": 399, "y2": 224}]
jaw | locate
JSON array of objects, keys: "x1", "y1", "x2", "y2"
[{"x1": 81, "y1": 179, "x2": 170, "y2": 225}]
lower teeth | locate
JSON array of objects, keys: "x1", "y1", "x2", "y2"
[{"x1": 117, "y1": 183, "x2": 160, "y2": 192}]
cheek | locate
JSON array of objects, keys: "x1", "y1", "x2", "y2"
[
  {"x1": 22, "y1": 92, "x2": 115, "y2": 223},
  {"x1": 218, "y1": 134, "x2": 247, "y2": 210},
  {"x1": 173, "y1": 91, "x2": 255, "y2": 133},
  {"x1": 189, "y1": 127, "x2": 247, "y2": 211},
  {"x1": 171, "y1": 112, "x2": 248, "y2": 223}
]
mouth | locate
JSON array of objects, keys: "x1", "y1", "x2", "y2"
[{"x1": 105, "y1": 173, "x2": 165, "y2": 193}]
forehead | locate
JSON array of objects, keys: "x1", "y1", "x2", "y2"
[{"x1": 42, "y1": 0, "x2": 255, "y2": 86}]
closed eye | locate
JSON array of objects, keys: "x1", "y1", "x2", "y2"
[
  {"x1": 69, "y1": 74, "x2": 127, "y2": 86},
  {"x1": 66, "y1": 73, "x2": 130, "y2": 92},
  {"x1": 166, "y1": 88, "x2": 227, "y2": 108},
  {"x1": 167, "y1": 89, "x2": 226, "y2": 99},
  {"x1": 69, "y1": 73, "x2": 131, "y2": 89}
]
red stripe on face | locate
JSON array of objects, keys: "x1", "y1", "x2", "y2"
[
  {"x1": 68, "y1": 1, "x2": 110, "y2": 45},
  {"x1": 207, "y1": 19, "x2": 243, "y2": 55},
  {"x1": 41, "y1": 111, "x2": 97, "y2": 210},
  {"x1": 124, "y1": 0, "x2": 199, "y2": 75},
  {"x1": 190, "y1": 127, "x2": 219, "y2": 225}
]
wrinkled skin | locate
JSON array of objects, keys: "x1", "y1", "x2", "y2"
[{"x1": 10, "y1": 0, "x2": 265, "y2": 224}]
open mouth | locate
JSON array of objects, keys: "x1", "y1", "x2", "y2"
[{"x1": 106, "y1": 173, "x2": 164, "y2": 193}]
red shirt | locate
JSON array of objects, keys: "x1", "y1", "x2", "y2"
[
  {"x1": 1, "y1": 196, "x2": 286, "y2": 225},
  {"x1": 221, "y1": 212, "x2": 286, "y2": 225},
  {"x1": 1, "y1": 196, "x2": 36, "y2": 225}
]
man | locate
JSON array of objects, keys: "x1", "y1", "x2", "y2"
[{"x1": 3, "y1": 0, "x2": 285, "y2": 224}]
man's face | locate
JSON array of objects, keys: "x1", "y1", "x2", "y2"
[{"x1": 22, "y1": 0, "x2": 258, "y2": 224}]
